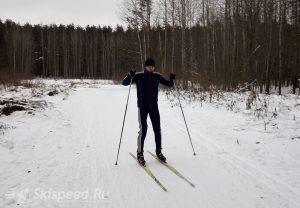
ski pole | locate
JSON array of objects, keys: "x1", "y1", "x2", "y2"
[
  {"x1": 173, "y1": 81, "x2": 196, "y2": 156},
  {"x1": 115, "y1": 76, "x2": 133, "y2": 165}
]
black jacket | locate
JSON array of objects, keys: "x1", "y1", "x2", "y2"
[{"x1": 122, "y1": 69, "x2": 174, "y2": 108}]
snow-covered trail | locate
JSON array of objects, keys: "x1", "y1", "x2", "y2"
[{"x1": 1, "y1": 83, "x2": 300, "y2": 208}]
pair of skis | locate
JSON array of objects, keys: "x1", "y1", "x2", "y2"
[{"x1": 130, "y1": 151, "x2": 195, "y2": 192}]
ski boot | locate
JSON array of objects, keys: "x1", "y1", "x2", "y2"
[
  {"x1": 137, "y1": 152, "x2": 146, "y2": 166},
  {"x1": 156, "y1": 150, "x2": 167, "y2": 163}
]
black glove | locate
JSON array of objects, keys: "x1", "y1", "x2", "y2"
[
  {"x1": 170, "y1": 73, "x2": 175, "y2": 80},
  {"x1": 129, "y1": 70, "x2": 136, "y2": 77}
]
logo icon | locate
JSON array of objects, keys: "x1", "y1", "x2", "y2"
[{"x1": 5, "y1": 188, "x2": 30, "y2": 204}]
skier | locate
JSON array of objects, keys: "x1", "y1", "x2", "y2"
[{"x1": 122, "y1": 58, "x2": 175, "y2": 166}]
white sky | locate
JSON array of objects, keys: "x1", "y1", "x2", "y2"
[{"x1": 0, "y1": 0, "x2": 125, "y2": 27}]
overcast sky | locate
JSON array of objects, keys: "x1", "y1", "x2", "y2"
[{"x1": 0, "y1": 0, "x2": 124, "y2": 27}]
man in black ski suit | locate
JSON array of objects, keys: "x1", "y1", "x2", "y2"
[{"x1": 122, "y1": 58, "x2": 175, "y2": 166}]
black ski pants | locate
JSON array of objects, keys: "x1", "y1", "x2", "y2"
[{"x1": 137, "y1": 106, "x2": 162, "y2": 154}]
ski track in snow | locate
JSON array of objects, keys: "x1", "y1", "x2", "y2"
[{"x1": 0, "y1": 82, "x2": 299, "y2": 208}]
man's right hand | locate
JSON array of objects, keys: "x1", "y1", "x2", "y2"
[{"x1": 129, "y1": 70, "x2": 136, "y2": 77}]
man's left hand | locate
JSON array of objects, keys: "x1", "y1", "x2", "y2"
[{"x1": 170, "y1": 73, "x2": 176, "y2": 80}]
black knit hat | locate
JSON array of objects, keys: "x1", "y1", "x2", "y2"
[{"x1": 144, "y1": 58, "x2": 155, "y2": 67}]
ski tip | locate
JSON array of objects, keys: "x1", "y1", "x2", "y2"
[{"x1": 193, "y1": 153, "x2": 196, "y2": 156}]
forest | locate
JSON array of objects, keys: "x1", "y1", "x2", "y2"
[{"x1": 0, "y1": 0, "x2": 299, "y2": 94}]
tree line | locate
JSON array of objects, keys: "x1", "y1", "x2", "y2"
[{"x1": 0, "y1": 0, "x2": 299, "y2": 94}]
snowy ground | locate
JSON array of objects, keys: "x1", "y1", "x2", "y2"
[{"x1": 0, "y1": 79, "x2": 300, "y2": 208}]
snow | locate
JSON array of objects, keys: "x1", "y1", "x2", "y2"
[{"x1": 0, "y1": 79, "x2": 300, "y2": 208}]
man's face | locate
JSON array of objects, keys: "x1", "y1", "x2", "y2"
[{"x1": 146, "y1": 65, "x2": 155, "y2": 72}]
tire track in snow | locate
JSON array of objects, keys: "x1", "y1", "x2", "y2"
[{"x1": 77, "y1": 88, "x2": 124, "y2": 208}]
